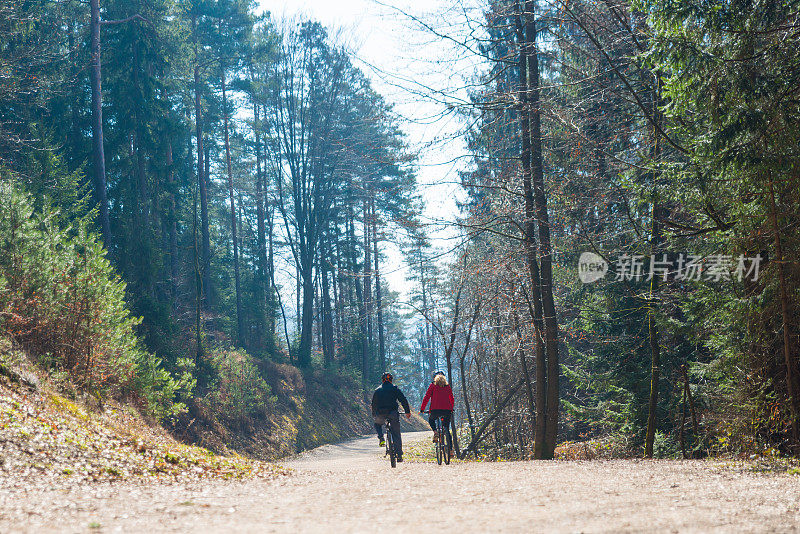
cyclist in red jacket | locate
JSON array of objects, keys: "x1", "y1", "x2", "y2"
[{"x1": 419, "y1": 371, "x2": 455, "y2": 454}]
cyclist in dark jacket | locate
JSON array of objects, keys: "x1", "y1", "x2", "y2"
[{"x1": 372, "y1": 372, "x2": 412, "y2": 461}]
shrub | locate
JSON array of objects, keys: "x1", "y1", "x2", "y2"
[
  {"x1": 0, "y1": 179, "x2": 185, "y2": 417},
  {"x1": 652, "y1": 431, "x2": 681, "y2": 459},
  {"x1": 205, "y1": 348, "x2": 274, "y2": 425}
]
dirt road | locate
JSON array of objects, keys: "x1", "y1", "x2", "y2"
[{"x1": 3, "y1": 431, "x2": 800, "y2": 533}]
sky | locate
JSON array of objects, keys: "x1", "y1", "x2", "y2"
[{"x1": 257, "y1": 0, "x2": 486, "y2": 310}]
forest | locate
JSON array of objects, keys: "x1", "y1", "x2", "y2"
[{"x1": 2, "y1": 0, "x2": 800, "y2": 464}]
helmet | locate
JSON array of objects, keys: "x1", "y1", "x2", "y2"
[
  {"x1": 381, "y1": 372, "x2": 393, "y2": 383},
  {"x1": 432, "y1": 370, "x2": 445, "y2": 381}
]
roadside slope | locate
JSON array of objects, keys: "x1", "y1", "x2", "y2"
[{"x1": 0, "y1": 374, "x2": 285, "y2": 485}]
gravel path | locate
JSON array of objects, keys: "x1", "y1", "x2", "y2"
[{"x1": 3, "y1": 431, "x2": 800, "y2": 533}]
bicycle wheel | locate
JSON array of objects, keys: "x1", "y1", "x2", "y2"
[
  {"x1": 386, "y1": 427, "x2": 396, "y2": 468},
  {"x1": 443, "y1": 424, "x2": 451, "y2": 465},
  {"x1": 435, "y1": 420, "x2": 443, "y2": 465}
]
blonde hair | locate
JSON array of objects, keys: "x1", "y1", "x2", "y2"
[{"x1": 434, "y1": 374, "x2": 448, "y2": 387}]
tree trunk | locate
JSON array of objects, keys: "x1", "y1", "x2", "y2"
[
  {"x1": 192, "y1": 14, "x2": 211, "y2": 310},
  {"x1": 644, "y1": 199, "x2": 662, "y2": 458},
  {"x1": 515, "y1": 1, "x2": 549, "y2": 459},
  {"x1": 272, "y1": 236, "x2": 292, "y2": 356},
  {"x1": 68, "y1": 20, "x2": 81, "y2": 168},
  {"x1": 348, "y1": 206, "x2": 369, "y2": 390},
  {"x1": 253, "y1": 96, "x2": 270, "y2": 349},
  {"x1": 321, "y1": 223, "x2": 335, "y2": 368},
  {"x1": 421, "y1": 259, "x2": 432, "y2": 378},
  {"x1": 522, "y1": 0, "x2": 559, "y2": 459},
  {"x1": 89, "y1": 0, "x2": 111, "y2": 247},
  {"x1": 296, "y1": 264, "x2": 302, "y2": 339},
  {"x1": 316, "y1": 267, "x2": 323, "y2": 354},
  {"x1": 460, "y1": 350, "x2": 476, "y2": 441},
  {"x1": 680, "y1": 373, "x2": 687, "y2": 459},
  {"x1": 132, "y1": 43, "x2": 149, "y2": 233},
  {"x1": 443, "y1": 296, "x2": 462, "y2": 459},
  {"x1": 334, "y1": 229, "x2": 344, "y2": 359},
  {"x1": 166, "y1": 137, "x2": 178, "y2": 305},
  {"x1": 363, "y1": 194, "x2": 374, "y2": 378},
  {"x1": 321, "y1": 269, "x2": 335, "y2": 368},
  {"x1": 221, "y1": 66, "x2": 245, "y2": 346},
  {"x1": 192, "y1": 147, "x2": 204, "y2": 374},
  {"x1": 768, "y1": 173, "x2": 799, "y2": 444},
  {"x1": 267, "y1": 203, "x2": 277, "y2": 342},
  {"x1": 680, "y1": 364, "x2": 700, "y2": 453},
  {"x1": 513, "y1": 308, "x2": 537, "y2": 447},
  {"x1": 644, "y1": 75, "x2": 665, "y2": 458},
  {"x1": 371, "y1": 200, "x2": 386, "y2": 373},
  {"x1": 450, "y1": 296, "x2": 481, "y2": 458},
  {"x1": 297, "y1": 256, "x2": 315, "y2": 367}
]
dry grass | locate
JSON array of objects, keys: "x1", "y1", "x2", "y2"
[{"x1": 0, "y1": 366, "x2": 287, "y2": 486}]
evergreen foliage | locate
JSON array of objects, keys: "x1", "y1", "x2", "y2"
[{"x1": 0, "y1": 178, "x2": 188, "y2": 418}]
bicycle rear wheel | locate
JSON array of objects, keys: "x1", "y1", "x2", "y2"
[
  {"x1": 386, "y1": 428, "x2": 396, "y2": 468},
  {"x1": 443, "y1": 428, "x2": 451, "y2": 465},
  {"x1": 435, "y1": 420, "x2": 443, "y2": 465}
]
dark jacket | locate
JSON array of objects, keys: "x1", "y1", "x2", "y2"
[{"x1": 371, "y1": 382, "x2": 411, "y2": 416}]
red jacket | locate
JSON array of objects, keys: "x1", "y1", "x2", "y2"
[{"x1": 420, "y1": 383, "x2": 454, "y2": 412}]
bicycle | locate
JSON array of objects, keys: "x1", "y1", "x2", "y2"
[
  {"x1": 379, "y1": 411, "x2": 406, "y2": 468},
  {"x1": 423, "y1": 411, "x2": 451, "y2": 465}
]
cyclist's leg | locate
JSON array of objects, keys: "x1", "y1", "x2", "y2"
[
  {"x1": 427, "y1": 412, "x2": 438, "y2": 441},
  {"x1": 389, "y1": 411, "x2": 402, "y2": 456},
  {"x1": 374, "y1": 415, "x2": 386, "y2": 440}
]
